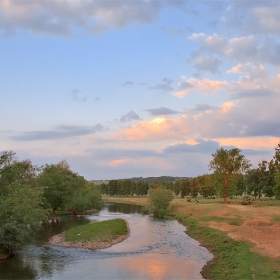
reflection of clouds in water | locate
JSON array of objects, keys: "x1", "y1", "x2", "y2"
[{"x1": 2, "y1": 203, "x2": 212, "y2": 280}]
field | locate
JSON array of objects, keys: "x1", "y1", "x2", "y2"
[{"x1": 104, "y1": 196, "x2": 280, "y2": 279}]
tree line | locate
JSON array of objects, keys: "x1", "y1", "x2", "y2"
[
  {"x1": 0, "y1": 151, "x2": 102, "y2": 255},
  {"x1": 99, "y1": 142, "x2": 280, "y2": 204}
]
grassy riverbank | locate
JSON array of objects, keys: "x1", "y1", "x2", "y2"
[
  {"x1": 103, "y1": 196, "x2": 280, "y2": 279},
  {"x1": 49, "y1": 218, "x2": 129, "y2": 250},
  {"x1": 64, "y1": 218, "x2": 127, "y2": 243}
]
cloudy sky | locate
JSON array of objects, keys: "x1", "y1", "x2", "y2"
[{"x1": 1, "y1": 0, "x2": 280, "y2": 180}]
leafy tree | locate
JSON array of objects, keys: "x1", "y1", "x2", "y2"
[
  {"x1": 189, "y1": 178, "x2": 200, "y2": 197},
  {"x1": 70, "y1": 183, "x2": 102, "y2": 214},
  {"x1": 274, "y1": 171, "x2": 280, "y2": 199},
  {"x1": 246, "y1": 169, "x2": 262, "y2": 199},
  {"x1": 149, "y1": 187, "x2": 173, "y2": 218},
  {"x1": 0, "y1": 181, "x2": 46, "y2": 253},
  {"x1": 180, "y1": 178, "x2": 190, "y2": 198},
  {"x1": 37, "y1": 161, "x2": 86, "y2": 215},
  {"x1": 209, "y1": 148, "x2": 251, "y2": 204},
  {"x1": 200, "y1": 175, "x2": 216, "y2": 198},
  {"x1": 173, "y1": 180, "x2": 180, "y2": 196},
  {"x1": 235, "y1": 174, "x2": 246, "y2": 196}
]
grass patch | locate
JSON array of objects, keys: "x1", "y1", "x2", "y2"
[
  {"x1": 271, "y1": 215, "x2": 280, "y2": 222},
  {"x1": 172, "y1": 211, "x2": 280, "y2": 280},
  {"x1": 63, "y1": 218, "x2": 128, "y2": 243},
  {"x1": 200, "y1": 215, "x2": 243, "y2": 226}
]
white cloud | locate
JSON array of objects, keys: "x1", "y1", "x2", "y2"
[
  {"x1": 188, "y1": 52, "x2": 221, "y2": 74},
  {"x1": 0, "y1": 0, "x2": 186, "y2": 36}
]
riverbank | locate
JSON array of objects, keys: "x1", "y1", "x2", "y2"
[
  {"x1": 103, "y1": 196, "x2": 280, "y2": 279},
  {"x1": 49, "y1": 218, "x2": 130, "y2": 250}
]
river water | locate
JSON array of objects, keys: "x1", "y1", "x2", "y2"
[{"x1": 0, "y1": 203, "x2": 212, "y2": 280}]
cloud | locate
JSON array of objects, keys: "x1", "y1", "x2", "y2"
[
  {"x1": 71, "y1": 90, "x2": 87, "y2": 102},
  {"x1": 0, "y1": 0, "x2": 188, "y2": 37},
  {"x1": 188, "y1": 52, "x2": 221, "y2": 74},
  {"x1": 145, "y1": 107, "x2": 179, "y2": 116},
  {"x1": 163, "y1": 138, "x2": 220, "y2": 154},
  {"x1": 120, "y1": 110, "x2": 141, "y2": 122},
  {"x1": 149, "y1": 77, "x2": 173, "y2": 92},
  {"x1": 85, "y1": 147, "x2": 160, "y2": 161},
  {"x1": 227, "y1": 63, "x2": 267, "y2": 79},
  {"x1": 122, "y1": 81, "x2": 134, "y2": 86},
  {"x1": 225, "y1": 1, "x2": 280, "y2": 36},
  {"x1": 11, "y1": 124, "x2": 103, "y2": 141},
  {"x1": 188, "y1": 103, "x2": 216, "y2": 113},
  {"x1": 174, "y1": 77, "x2": 228, "y2": 97}
]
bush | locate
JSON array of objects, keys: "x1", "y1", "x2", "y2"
[
  {"x1": 239, "y1": 195, "x2": 251, "y2": 205},
  {"x1": 149, "y1": 187, "x2": 173, "y2": 218}
]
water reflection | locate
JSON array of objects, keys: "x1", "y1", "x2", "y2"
[
  {"x1": 0, "y1": 203, "x2": 212, "y2": 280},
  {"x1": 107, "y1": 202, "x2": 143, "y2": 214}
]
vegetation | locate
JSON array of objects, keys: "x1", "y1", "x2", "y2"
[
  {"x1": 0, "y1": 151, "x2": 102, "y2": 255},
  {"x1": 149, "y1": 186, "x2": 173, "y2": 218},
  {"x1": 172, "y1": 211, "x2": 280, "y2": 280},
  {"x1": 105, "y1": 196, "x2": 280, "y2": 279},
  {"x1": 209, "y1": 148, "x2": 251, "y2": 204},
  {"x1": 0, "y1": 151, "x2": 46, "y2": 254},
  {"x1": 63, "y1": 219, "x2": 128, "y2": 243}
]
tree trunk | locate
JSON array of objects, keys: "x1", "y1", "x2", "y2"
[
  {"x1": 223, "y1": 191, "x2": 228, "y2": 204},
  {"x1": 223, "y1": 179, "x2": 228, "y2": 204}
]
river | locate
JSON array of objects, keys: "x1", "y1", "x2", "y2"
[{"x1": 0, "y1": 203, "x2": 212, "y2": 280}]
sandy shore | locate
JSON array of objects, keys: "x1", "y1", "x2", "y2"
[{"x1": 49, "y1": 219, "x2": 130, "y2": 250}]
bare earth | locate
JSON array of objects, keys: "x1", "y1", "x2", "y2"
[
  {"x1": 49, "y1": 220, "x2": 130, "y2": 250},
  {"x1": 205, "y1": 204, "x2": 280, "y2": 259}
]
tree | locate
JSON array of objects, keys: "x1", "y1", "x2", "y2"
[
  {"x1": 70, "y1": 182, "x2": 102, "y2": 214},
  {"x1": 0, "y1": 151, "x2": 46, "y2": 254},
  {"x1": 209, "y1": 148, "x2": 251, "y2": 204},
  {"x1": 200, "y1": 175, "x2": 216, "y2": 198},
  {"x1": 180, "y1": 178, "x2": 190, "y2": 198},
  {"x1": 149, "y1": 187, "x2": 173, "y2": 218},
  {"x1": 0, "y1": 182, "x2": 46, "y2": 253},
  {"x1": 37, "y1": 161, "x2": 86, "y2": 215}
]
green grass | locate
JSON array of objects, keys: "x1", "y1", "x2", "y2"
[
  {"x1": 271, "y1": 215, "x2": 280, "y2": 222},
  {"x1": 63, "y1": 218, "x2": 128, "y2": 243},
  {"x1": 172, "y1": 211, "x2": 280, "y2": 280},
  {"x1": 200, "y1": 215, "x2": 243, "y2": 226}
]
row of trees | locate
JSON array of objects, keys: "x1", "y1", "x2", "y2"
[
  {"x1": 99, "y1": 180, "x2": 149, "y2": 196},
  {"x1": 209, "y1": 143, "x2": 280, "y2": 204},
  {"x1": 98, "y1": 143, "x2": 280, "y2": 205},
  {"x1": 0, "y1": 151, "x2": 102, "y2": 254}
]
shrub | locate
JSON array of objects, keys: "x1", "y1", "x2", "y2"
[
  {"x1": 149, "y1": 187, "x2": 173, "y2": 218},
  {"x1": 239, "y1": 195, "x2": 251, "y2": 205}
]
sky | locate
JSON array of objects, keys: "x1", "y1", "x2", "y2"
[{"x1": 1, "y1": 0, "x2": 280, "y2": 180}]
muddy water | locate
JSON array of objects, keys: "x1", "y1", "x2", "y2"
[{"x1": 0, "y1": 203, "x2": 212, "y2": 280}]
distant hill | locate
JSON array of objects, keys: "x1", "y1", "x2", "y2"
[{"x1": 91, "y1": 176, "x2": 190, "y2": 184}]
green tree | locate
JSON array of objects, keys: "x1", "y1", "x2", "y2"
[
  {"x1": 200, "y1": 175, "x2": 216, "y2": 198},
  {"x1": 37, "y1": 161, "x2": 86, "y2": 215},
  {"x1": 173, "y1": 180, "x2": 180, "y2": 196},
  {"x1": 246, "y1": 169, "x2": 262, "y2": 199},
  {"x1": 209, "y1": 148, "x2": 251, "y2": 204},
  {"x1": 0, "y1": 184, "x2": 46, "y2": 253},
  {"x1": 189, "y1": 178, "x2": 200, "y2": 197},
  {"x1": 70, "y1": 182, "x2": 102, "y2": 214},
  {"x1": 149, "y1": 187, "x2": 173, "y2": 218},
  {"x1": 180, "y1": 178, "x2": 190, "y2": 198}
]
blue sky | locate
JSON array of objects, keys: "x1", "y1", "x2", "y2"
[{"x1": 1, "y1": 0, "x2": 280, "y2": 179}]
